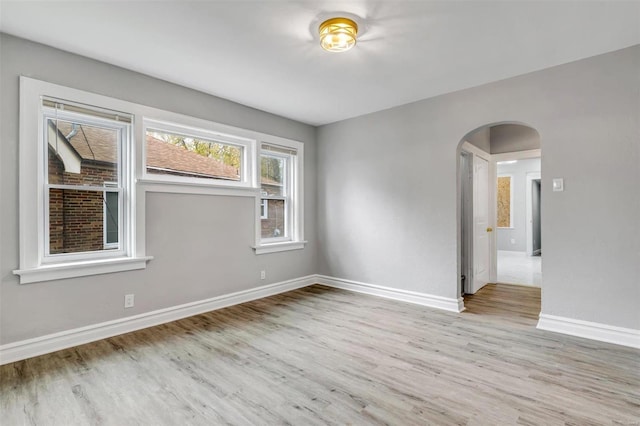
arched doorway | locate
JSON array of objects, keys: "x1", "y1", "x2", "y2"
[{"x1": 456, "y1": 123, "x2": 541, "y2": 313}]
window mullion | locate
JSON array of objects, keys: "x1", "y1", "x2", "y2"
[{"x1": 48, "y1": 184, "x2": 122, "y2": 192}]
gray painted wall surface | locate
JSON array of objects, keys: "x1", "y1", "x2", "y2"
[
  {"x1": 318, "y1": 45, "x2": 640, "y2": 330},
  {"x1": 0, "y1": 34, "x2": 317, "y2": 344},
  {"x1": 497, "y1": 158, "x2": 541, "y2": 251},
  {"x1": 490, "y1": 124, "x2": 541, "y2": 154}
]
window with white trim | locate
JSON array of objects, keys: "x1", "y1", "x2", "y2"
[
  {"x1": 15, "y1": 77, "x2": 149, "y2": 284},
  {"x1": 44, "y1": 102, "x2": 130, "y2": 260},
  {"x1": 103, "y1": 182, "x2": 119, "y2": 249},
  {"x1": 255, "y1": 142, "x2": 305, "y2": 253},
  {"x1": 260, "y1": 199, "x2": 268, "y2": 219},
  {"x1": 143, "y1": 120, "x2": 254, "y2": 188},
  {"x1": 16, "y1": 77, "x2": 306, "y2": 283}
]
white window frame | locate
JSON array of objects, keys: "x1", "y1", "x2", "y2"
[
  {"x1": 260, "y1": 151, "x2": 290, "y2": 242},
  {"x1": 260, "y1": 199, "x2": 268, "y2": 219},
  {"x1": 497, "y1": 174, "x2": 514, "y2": 229},
  {"x1": 15, "y1": 77, "x2": 306, "y2": 283},
  {"x1": 142, "y1": 119, "x2": 255, "y2": 188},
  {"x1": 103, "y1": 182, "x2": 120, "y2": 250},
  {"x1": 254, "y1": 140, "x2": 305, "y2": 254},
  {"x1": 42, "y1": 109, "x2": 128, "y2": 263},
  {"x1": 14, "y1": 77, "x2": 151, "y2": 284}
]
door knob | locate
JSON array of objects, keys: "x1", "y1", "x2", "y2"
[{"x1": 486, "y1": 227, "x2": 493, "y2": 232}]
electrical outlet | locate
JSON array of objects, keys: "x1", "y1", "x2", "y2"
[
  {"x1": 124, "y1": 294, "x2": 135, "y2": 308},
  {"x1": 511, "y1": 238, "x2": 516, "y2": 244},
  {"x1": 260, "y1": 270, "x2": 266, "y2": 280}
]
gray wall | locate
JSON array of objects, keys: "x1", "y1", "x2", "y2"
[
  {"x1": 0, "y1": 34, "x2": 318, "y2": 344},
  {"x1": 317, "y1": 45, "x2": 640, "y2": 330},
  {"x1": 490, "y1": 124, "x2": 541, "y2": 154},
  {"x1": 497, "y1": 158, "x2": 541, "y2": 251}
]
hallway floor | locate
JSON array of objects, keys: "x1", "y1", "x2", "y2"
[{"x1": 497, "y1": 250, "x2": 541, "y2": 286}]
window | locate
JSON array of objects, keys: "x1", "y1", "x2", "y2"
[
  {"x1": 44, "y1": 106, "x2": 128, "y2": 259},
  {"x1": 104, "y1": 182, "x2": 119, "y2": 249},
  {"x1": 497, "y1": 175, "x2": 513, "y2": 228},
  {"x1": 143, "y1": 120, "x2": 254, "y2": 188},
  {"x1": 15, "y1": 77, "x2": 306, "y2": 283},
  {"x1": 15, "y1": 77, "x2": 150, "y2": 284},
  {"x1": 261, "y1": 151, "x2": 288, "y2": 240},
  {"x1": 260, "y1": 199, "x2": 268, "y2": 219},
  {"x1": 255, "y1": 142, "x2": 305, "y2": 254}
]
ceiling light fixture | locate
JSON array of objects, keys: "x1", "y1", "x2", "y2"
[{"x1": 319, "y1": 17, "x2": 358, "y2": 53}]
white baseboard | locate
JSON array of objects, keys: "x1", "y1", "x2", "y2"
[
  {"x1": 10, "y1": 274, "x2": 635, "y2": 365},
  {"x1": 316, "y1": 275, "x2": 464, "y2": 313},
  {"x1": 0, "y1": 275, "x2": 316, "y2": 365},
  {"x1": 537, "y1": 314, "x2": 640, "y2": 349}
]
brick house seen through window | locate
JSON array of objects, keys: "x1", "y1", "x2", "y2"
[
  {"x1": 48, "y1": 122, "x2": 282, "y2": 253},
  {"x1": 48, "y1": 120, "x2": 120, "y2": 254}
]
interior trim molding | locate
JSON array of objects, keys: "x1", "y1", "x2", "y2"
[
  {"x1": 8, "y1": 275, "x2": 636, "y2": 365},
  {"x1": 316, "y1": 275, "x2": 465, "y2": 313},
  {"x1": 0, "y1": 275, "x2": 316, "y2": 365},
  {"x1": 537, "y1": 313, "x2": 640, "y2": 349}
]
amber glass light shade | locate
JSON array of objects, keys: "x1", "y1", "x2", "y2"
[{"x1": 319, "y1": 17, "x2": 358, "y2": 52}]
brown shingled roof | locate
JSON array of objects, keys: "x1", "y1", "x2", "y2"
[
  {"x1": 54, "y1": 121, "x2": 240, "y2": 180},
  {"x1": 56, "y1": 121, "x2": 117, "y2": 164},
  {"x1": 145, "y1": 136, "x2": 239, "y2": 181}
]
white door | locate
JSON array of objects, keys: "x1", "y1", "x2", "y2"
[{"x1": 473, "y1": 156, "x2": 490, "y2": 292}]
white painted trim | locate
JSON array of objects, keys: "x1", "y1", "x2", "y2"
[
  {"x1": 19, "y1": 77, "x2": 140, "y2": 283},
  {"x1": 537, "y1": 314, "x2": 640, "y2": 349},
  {"x1": 139, "y1": 180, "x2": 259, "y2": 198},
  {"x1": 6, "y1": 273, "x2": 635, "y2": 365},
  {"x1": 142, "y1": 118, "x2": 256, "y2": 189},
  {"x1": 317, "y1": 275, "x2": 465, "y2": 313},
  {"x1": 0, "y1": 275, "x2": 317, "y2": 365},
  {"x1": 461, "y1": 142, "x2": 496, "y2": 288},
  {"x1": 255, "y1": 140, "x2": 305, "y2": 251},
  {"x1": 461, "y1": 141, "x2": 491, "y2": 161},
  {"x1": 253, "y1": 241, "x2": 307, "y2": 254},
  {"x1": 488, "y1": 157, "x2": 497, "y2": 284},
  {"x1": 13, "y1": 256, "x2": 153, "y2": 285}
]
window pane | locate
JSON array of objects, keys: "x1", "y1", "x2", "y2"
[
  {"x1": 497, "y1": 176, "x2": 511, "y2": 227},
  {"x1": 104, "y1": 191, "x2": 119, "y2": 245},
  {"x1": 49, "y1": 188, "x2": 119, "y2": 254},
  {"x1": 47, "y1": 119, "x2": 119, "y2": 186},
  {"x1": 261, "y1": 199, "x2": 286, "y2": 238},
  {"x1": 261, "y1": 155, "x2": 285, "y2": 196},
  {"x1": 146, "y1": 130, "x2": 241, "y2": 181}
]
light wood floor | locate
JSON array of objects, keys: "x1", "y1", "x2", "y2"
[{"x1": 1, "y1": 284, "x2": 638, "y2": 425}]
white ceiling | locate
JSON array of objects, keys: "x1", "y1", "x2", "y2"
[{"x1": 1, "y1": 1, "x2": 639, "y2": 126}]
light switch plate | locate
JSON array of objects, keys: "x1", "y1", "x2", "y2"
[{"x1": 552, "y1": 178, "x2": 564, "y2": 192}]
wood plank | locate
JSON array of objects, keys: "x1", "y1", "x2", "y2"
[{"x1": 1, "y1": 284, "x2": 638, "y2": 425}]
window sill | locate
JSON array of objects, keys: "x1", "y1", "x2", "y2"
[
  {"x1": 253, "y1": 241, "x2": 307, "y2": 255},
  {"x1": 13, "y1": 256, "x2": 153, "y2": 284},
  {"x1": 138, "y1": 178, "x2": 259, "y2": 198}
]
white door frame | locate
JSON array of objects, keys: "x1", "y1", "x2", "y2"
[
  {"x1": 462, "y1": 146, "x2": 541, "y2": 290},
  {"x1": 458, "y1": 151, "x2": 474, "y2": 295},
  {"x1": 461, "y1": 142, "x2": 495, "y2": 292},
  {"x1": 525, "y1": 171, "x2": 542, "y2": 256}
]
